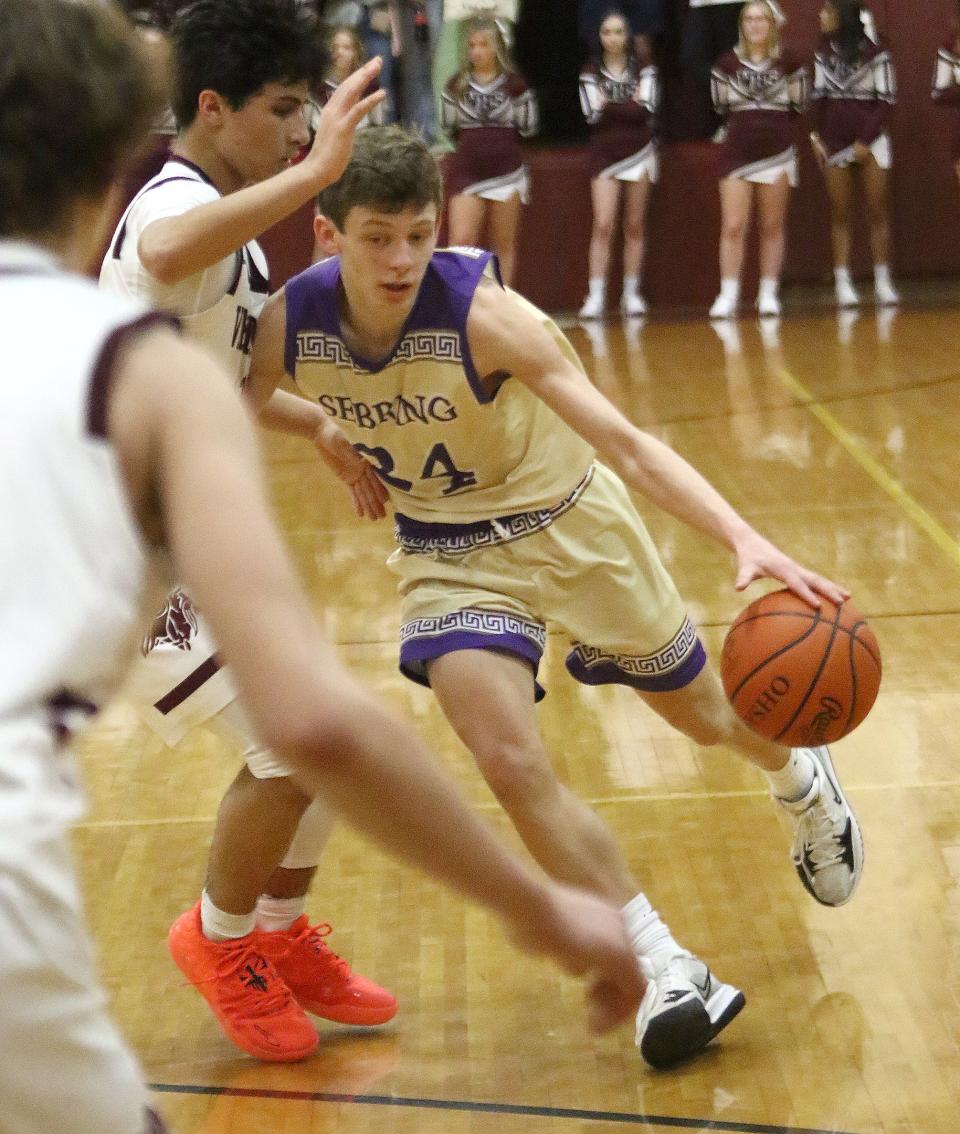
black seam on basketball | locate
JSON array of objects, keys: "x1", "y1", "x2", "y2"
[
  {"x1": 726, "y1": 611, "x2": 823, "y2": 702},
  {"x1": 773, "y1": 603, "x2": 843, "y2": 743},
  {"x1": 843, "y1": 629, "x2": 858, "y2": 736},
  {"x1": 848, "y1": 619, "x2": 882, "y2": 668}
]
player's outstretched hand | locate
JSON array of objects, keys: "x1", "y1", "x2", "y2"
[
  {"x1": 732, "y1": 530, "x2": 849, "y2": 607},
  {"x1": 303, "y1": 58, "x2": 387, "y2": 189},
  {"x1": 507, "y1": 883, "x2": 645, "y2": 1035},
  {"x1": 313, "y1": 423, "x2": 389, "y2": 520}
]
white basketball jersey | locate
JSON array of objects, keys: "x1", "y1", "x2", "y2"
[
  {"x1": 99, "y1": 158, "x2": 262, "y2": 744},
  {"x1": 0, "y1": 241, "x2": 166, "y2": 825},
  {"x1": 100, "y1": 157, "x2": 269, "y2": 386}
]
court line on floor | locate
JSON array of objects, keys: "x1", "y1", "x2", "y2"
[
  {"x1": 148, "y1": 1082, "x2": 860, "y2": 1134},
  {"x1": 74, "y1": 778, "x2": 960, "y2": 829},
  {"x1": 771, "y1": 363, "x2": 960, "y2": 574}
]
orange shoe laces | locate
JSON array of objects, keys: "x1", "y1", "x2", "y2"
[{"x1": 281, "y1": 921, "x2": 352, "y2": 980}]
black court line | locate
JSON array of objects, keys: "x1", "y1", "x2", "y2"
[{"x1": 148, "y1": 1082, "x2": 861, "y2": 1134}]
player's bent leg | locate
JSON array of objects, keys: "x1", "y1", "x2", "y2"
[
  {"x1": 174, "y1": 703, "x2": 395, "y2": 1047},
  {"x1": 0, "y1": 830, "x2": 155, "y2": 1134},
  {"x1": 427, "y1": 647, "x2": 638, "y2": 905},
  {"x1": 634, "y1": 663, "x2": 863, "y2": 905}
]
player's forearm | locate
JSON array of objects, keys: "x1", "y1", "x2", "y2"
[
  {"x1": 607, "y1": 433, "x2": 755, "y2": 553},
  {"x1": 258, "y1": 388, "x2": 326, "y2": 438},
  {"x1": 139, "y1": 162, "x2": 320, "y2": 283}
]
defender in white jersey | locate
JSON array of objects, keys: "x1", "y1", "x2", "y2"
[
  {"x1": 99, "y1": 0, "x2": 400, "y2": 1062},
  {"x1": 249, "y1": 126, "x2": 866, "y2": 1069},
  {"x1": 0, "y1": 5, "x2": 646, "y2": 1129}
]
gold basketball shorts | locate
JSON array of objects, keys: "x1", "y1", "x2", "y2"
[{"x1": 388, "y1": 463, "x2": 706, "y2": 698}]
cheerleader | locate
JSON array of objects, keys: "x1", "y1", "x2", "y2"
[
  {"x1": 441, "y1": 17, "x2": 538, "y2": 285},
  {"x1": 809, "y1": 1, "x2": 898, "y2": 307},
  {"x1": 932, "y1": 4, "x2": 960, "y2": 191},
  {"x1": 708, "y1": 1, "x2": 805, "y2": 319},
  {"x1": 578, "y1": 10, "x2": 659, "y2": 318}
]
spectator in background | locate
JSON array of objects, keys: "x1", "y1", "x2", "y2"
[
  {"x1": 397, "y1": 0, "x2": 443, "y2": 143},
  {"x1": 809, "y1": 0, "x2": 898, "y2": 307},
  {"x1": 578, "y1": 9, "x2": 659, "y2": 318},
  {"x1": 708, "y1": 1, "x2": 806, "y2": 319},
  {"x1": 441, "y1": 16, "x2": 538, "y2": 284},
  {"x1": 932, "y1": 4, "x2": 960, "y2": 191},
  {"x1": 359, "y1": 0, "x2": 401, "y2": 123}
]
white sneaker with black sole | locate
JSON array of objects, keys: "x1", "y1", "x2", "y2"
[
  {"x1": 635, "y1": 953, "x2": 745, "y2": 1069},
  {"x1": 777, "y1": 745, "x2": 864, "y2": 906}
]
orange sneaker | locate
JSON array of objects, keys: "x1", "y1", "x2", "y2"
[
  {"x1": 168, "y1": 902, "x2": 318, "y2": 1062},
  {"x1": 266, "y1": 917, "x2": 398, "y2": 1026}
]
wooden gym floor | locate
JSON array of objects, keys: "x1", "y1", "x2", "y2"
[{"x1": 75, "y1": 298, "x2": 960, "y2": 1133}]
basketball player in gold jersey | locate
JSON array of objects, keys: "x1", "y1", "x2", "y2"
[{"x1": 247, "y1": 126, "x2": 864, "y2": 1068}]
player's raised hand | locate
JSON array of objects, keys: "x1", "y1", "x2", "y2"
[
  {"x1": 313, "y1": 422, "x2": 389, "y2": 520},
  {"x1": 302, "y1": 58, "x2": 387, "y2": 189},
  {"x1": 732, "y1": 529, "x2": 849, "y2": 608},
  {"x1": 506, "y1": 883, "x2": 645, "y2": 1035}
]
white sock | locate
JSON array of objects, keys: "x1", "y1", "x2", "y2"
[
  {"x1": 766, "y1": 748, "x2": 816, "y2": 802},
  {"x1": 256, "y1": 894, "x2": 306, "y2": 934},
  {"x1": 873, "y1": 263, "x2": 892, "y2": 288},
  {"x1": 758, "y1": 277, "x2": 778, "y2": 300},
  {"x1": 834, "y1": 266, "x2": 852, "y2": 287},
  {"x1": 622, "y1": 892, "x2": 683, "y2": 969},
  {"x1": 587, "y1": 277, "x2": 605, "y2": 302},
  {"x1": 719, "y1": 277, "x2": 740, "y2": 302},
  {"x1": 200, "y1": 889, "x2": 256, "y2": 943},
  {"x1": 623, "y1": 274, "x2": 639, "y2": 298}
]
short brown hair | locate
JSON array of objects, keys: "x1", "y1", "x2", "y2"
[
  {"x1": 0, "y1": 0, "x2": 163, "y2": 239},
  {"x1": 317, "y1": 126, "x2": 443, "y2": 230}
]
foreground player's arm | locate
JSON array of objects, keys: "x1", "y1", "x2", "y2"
[
  {"x1": 249, "y1": 290, "x2": 388, "y2": 520},
  {"x1": 467, "y1": 281, "x2": 847, "y2": 607},
  {"x1": 108, "y1": 327, "x2": 643, "y2": 1033},
  {"x1": 138, "y1": 62, "x2": 385, "y2": 284}
]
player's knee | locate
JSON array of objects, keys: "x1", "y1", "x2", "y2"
[{"x1": 475, "y1": 739, "x2": 555, "y2": 810}]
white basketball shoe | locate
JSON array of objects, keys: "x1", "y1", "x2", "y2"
[
  {"x1": 776, "y1": 745, "x2": 864, "y2": 906},
  {"x1": 635, "y1": 953, "x2": 745, "y2": 1069}
]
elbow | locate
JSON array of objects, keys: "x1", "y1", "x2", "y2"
[{"x1": 138, "y1": 236, "x2": 189, "y2": 286}]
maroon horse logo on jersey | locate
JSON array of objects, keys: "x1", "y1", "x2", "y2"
[{"x1": 141, "y1": 589, "x2": 199, "y2": 654}]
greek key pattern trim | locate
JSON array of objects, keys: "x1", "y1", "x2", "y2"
[
  {"x1": 400, "y1": 609, "x2": 547, "y2": 651},
  {"x1": 297, "y1": 330, "x2": 461, "y2": 370},
  {"x1": 396, "y1": 466, "x2": 594, "y2": 556},
  {"x1": 570, "y1": 617, "x2": 699, "y2": 676}
]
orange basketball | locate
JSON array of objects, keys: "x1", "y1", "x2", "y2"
[{"x1": 720, "y1": 589, "x2": 881, "y2": 746}]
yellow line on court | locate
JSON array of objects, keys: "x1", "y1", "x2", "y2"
[{"x1": 772, "y1": 363, "x2": 960, "y2": 572}]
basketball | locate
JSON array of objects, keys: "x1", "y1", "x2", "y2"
[{"x1": 720, "y1": 589, "x2": 881, "y2": 746}]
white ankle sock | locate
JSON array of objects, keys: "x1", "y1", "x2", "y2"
[
  {"x1": 622, "y1": 892, "x2": 683, "y2": 968},
  {"x1": 758, "y1": 277, "x2": 778, "y2": 300},
  {"x1": 623, "y1": 274, "x2": 639, "y2": 298},
  {"x1": 834, "y1": 266, "x2": 852, "y2": 287},
  {"x1": 766, "y1": 748, "x2": 816, "y2": 802},
  {"x1": 873, "y1": 263, "x2": 892, "y2": 288},
  {"x1": 256, "y1": 894, "x2": 306, "y2": 934},
  {"x1": 587, "y1": 277, "x2": 605, "y2": 302},
  {"x1": 200, "y1": 889, "x2": 256, "y2": 943},
  {"x1": 719, "y1": 277, "x2": 740, "y2": 302}
]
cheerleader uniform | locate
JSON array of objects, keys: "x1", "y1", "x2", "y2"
[
  {"x1": 441, "y1": 72, "x2": 538, "y2": 202},
  {"x1": 579, "y1": 57, "x2": 660, "y2": 183},
  {"x1": 811, "y1": 33, "x2": 896, "y2": 169},
  {"x1": 932, "y1": 33, "x2": 960, "y2": 163},
  {"x1": 711, "y1": 47, "x2": 807, "y2": 186}
]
